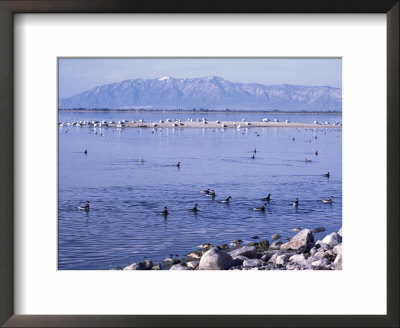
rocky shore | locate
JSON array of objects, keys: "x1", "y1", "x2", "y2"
[{"x1": 122, "y1": 227, "x2": 343, "y2": 271}]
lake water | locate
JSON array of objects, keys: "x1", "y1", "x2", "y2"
[{"x1": 58, "y1": 111, "x2": 342, "y2": 270}]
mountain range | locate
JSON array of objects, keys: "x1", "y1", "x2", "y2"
[{"x1": 58, "y1": 76, "x2": 342, "y2": 111}]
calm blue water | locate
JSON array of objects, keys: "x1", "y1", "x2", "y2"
[{"x1": 58, "y1": 112, "x2": 342, "y2": 270}]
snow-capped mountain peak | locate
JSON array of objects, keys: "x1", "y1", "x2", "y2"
[{"x1": 59, "y1": 76, "x2": 342, "y2": 111}]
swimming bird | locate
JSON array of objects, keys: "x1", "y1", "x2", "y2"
[
  {"x1": 207, "y1": 190, "x2": 216, "y2": 198},
  {"x1": 78, "y1": 201, "x2": 89, "y2": 211},
  {"x1": 139, "y1": 157, "x2": 144, "y2": 163},
  {"x1": 253, "y1": 204, "x2": 267, "y2": 211},
  {"x1": 176, "y1": 162, "x2": 181, "y2": 168},
  {"x1": 189, "y1": 203, "x2": 198, "y2": 212},
  {"x1": 314, "y1": 150, "x2": 319, "y2": 156},
  {"x1": 305, "y1": 158, "x2": 312, "y2": 163},
  {"x1": 293, "y1": 198, "x2": 299, "y2": 207},
  {"x1": 220, "y1": 196, "x2": 231, "y2": 203},
  {"x1": 201, "y1": 189, "x2": 210, "y2": 195},
  {"x1": 253, "y1": 148, "x2": 257, "y2": 154},
  {"x1": 251, "y1": 154, "x2": 255, "y2": 159},
  {"x1": 157, "y1": 207, "x2": 168, "y2": 216},
  {"x1": 322, "y1": 196, "x2": 334, "y2": 204},
  {"x1": 323, "y1": 172, "x2": 330, "y2": 178},
  {"x1": 261, "y1": 193, "x2": 271, "y2": 202},
  {"x1": 83, "y1": 149, "x2": 87, "y2": 154}
]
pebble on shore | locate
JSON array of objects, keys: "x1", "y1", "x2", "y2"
[{"x1": 121, "y1": 227, "x2": 342, "y2": 271}]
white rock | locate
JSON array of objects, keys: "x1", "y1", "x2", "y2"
[
  {"x1": 229, "y1": 246, "x2": 257, "y2": 259},
  {"x1": 311, "y1": 259, "x2": 330, "y2": 269},
  {"x1": 281, "y1": 229, "x2": 314, "y2": 251},
  {"x1": 243, "y1": 259, "x2": 261, "y2": 268},
  {"x1": 123, "y1": 263, "x2": 145, "y2": 270},
  {"x1": 314, "y1": 251, "x2": 330, "y2": 259},
  {"x1": 269, "y1": 241, "x2": 282, "y2": 250},
  {"x1": 199, "y1": 247, "x2": 233, "y2": 270},
  {"x1": 334, "y1": 254, "x2": 342, "y2": 270},
  {"x1": 289, "y1": 253, "x2": 306, "y2": 265},
  {"x1": 186, "y1": 260, "x2": 200, "y2": 269},
  {"x1": 321, "y1": 232, "x2": 342, "y2": 247},
  {"x1": 274, "y1": 254, "x2": 288, "y2": 267},
  {"x1": 170, "y1": 264, "x2": 189, "y2": 270},
  {"x1": 333, "y1": 243, "x2": 342, "y2": 255},
  {"x1": 268, "y1": 251, "x2": 282, "y2": 264}
]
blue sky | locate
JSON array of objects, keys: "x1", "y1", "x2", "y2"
[{"x1": 58, "y1": 58, "x2": 342, "y2": 99}]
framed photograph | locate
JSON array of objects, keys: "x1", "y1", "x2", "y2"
[{"x1": 0, "y1": 1, "x2": 398, "y2": 327}]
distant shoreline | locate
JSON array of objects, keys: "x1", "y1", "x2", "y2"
[
  {"x1": 59, "y1": 120, "x2": 341, "y2": 129},
  {"x1": 59, "y1": 109, "x2": 342, "y2": 115}
]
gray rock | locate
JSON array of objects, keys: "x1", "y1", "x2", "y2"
[
  {"x1": 163, "y1": 257, "x2": 180, "y2": 266},
  {"x1": 243, "y1": 259, "x2": 262, "y2": 268},
  {"x1": 186, "y1": 251, "x2": 203, "y2": 259},
  {"x1": 262, "y1": 249, "x2": 279, "y2": 257},
  {"x1": 289, "y1": 253, "x2": 306, "y2": 265},
  {"x1": 170, "y1": 263, "x2": 189, "y2": 270},
  {"x1": 251, "y1": 235, "x2": 260, "y2": 239},
  {"x1": 286, "y1": 262, "x2": 298, "y2": 270},
  {"x1": 143, "y1": 260, "x2": 153, "y2": 270},
  {"x1": 229, "y1": 245, "x2": 257, "y2": 259},
  {"x1": 315, "y1": 242, "x2": 330, "y2": 250},
  {"x1": 312, "y1": 226, "x2": 326, "y2": 233},
  {"x1": 321, "y1": 232, "x2": 342, "y2": 247},
  {"x1": 232, "y1": 255, "x2": 248, "y2": 266},
  {"x1": 333, "y1": 243, "x2": 342, "y2": 256},
  {"x1": 311, "y1": 258, "x2": 330, "y2": 269},
  {"x1": 268, "y1": 251, "x2": 282, "y2": 264},
  {"x1": 199, "y1": 247, "x2": 233, "y2": 270},
  {"x1": 274, "y1": 254, "x2": 289, "y2": 267},
  {"x1": 326, "y1": 250, "x2": 335, "y2": 257},
  {"x1": 271, "y1": 234, "x2": 281, "y2": 240},
  {"x1": 186, "y1": 260, "x2": 200, "y2": 270},
  {"x1": 123, "y1": 262, "x2": 146, "y2": 270},
  {"x1": 151, "y1": 263, "x2": 161, "y2": 270},
  {"x1": 338, "y1": 227, "x2": 343, "y2": 237},
  {"x1": 334, "y1": 254, "x2": 342, "y2": 269},
  {"x1": 310, "y1": 247, "x2": 317, "y2": 256},
  {"x1": 269, "y1": 241, "x2": 282, "y2": 250},
  {"x1": 281, "y1": 229, "x2": 314, "y2": 252},
  {"x1": 314, "y1": 251, "x2": 330, "y2": 259}
]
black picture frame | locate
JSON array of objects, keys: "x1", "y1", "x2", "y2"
[{"x1": 0, "y1": 1, "x2": 398, "y2": 327}]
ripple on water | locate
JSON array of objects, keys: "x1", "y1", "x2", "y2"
[{"x1": 58, "y1": 114, "x2": 342, "y2": 269}]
